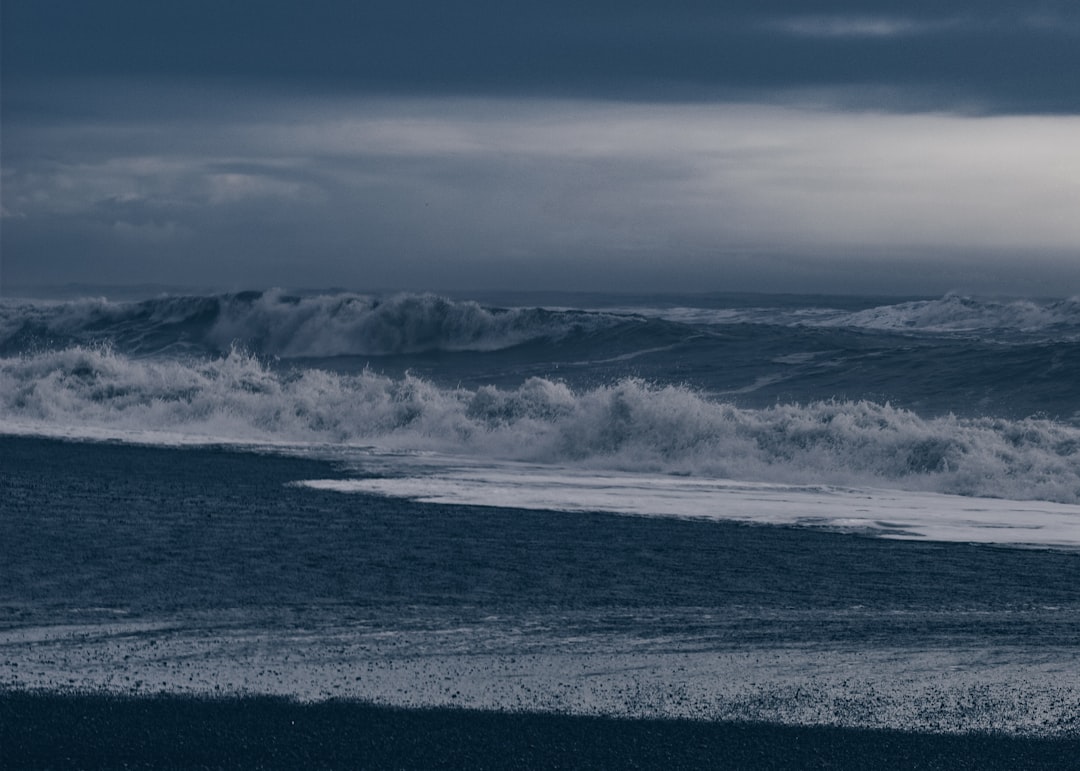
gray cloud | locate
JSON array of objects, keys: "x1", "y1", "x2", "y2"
[
  {"x1": 3, "y1": 90, "x2": 1079, "y2": 295},
  {"x1": 3, "y1": 3, "x2": 1079, "y2": 296},
  {"x1": 765, "y1": 16, "x2": 956, "y2": 38}
]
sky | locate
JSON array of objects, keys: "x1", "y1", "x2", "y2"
[{"x1": 2, "y1": 0, "x2": 1079, "y2": 296}]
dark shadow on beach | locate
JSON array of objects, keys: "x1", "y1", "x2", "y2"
[{"x1": 2, "y1": 691, "x2": 1078, "y2": 770}]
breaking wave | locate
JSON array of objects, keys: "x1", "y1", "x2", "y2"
[
  {"x1": 0, "y1": 290, "x2": 642, "y2": 358},
  {"x1": 629, "y1": 294, "x2": 1080, "y2": 342},
  {"x1": 3, "y1": 345, "x2": 1079, "y2": 504},
  {"x1": 820, "y1": 294, "x2": 1080, "y2": 339},
  {"x1": 6, "y1": 292, "x2": 1078, "y2": 365}
]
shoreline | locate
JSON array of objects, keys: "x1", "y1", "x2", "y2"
[{"x1": 4, "y1": 435, "x2": 1079, "y2": 762}]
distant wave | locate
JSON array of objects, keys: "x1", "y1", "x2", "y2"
[
  {"x1": 4, "y1": 345, "x2": 1079, "y2": 505},
  {"x1": 0, "y1": 290, "x2": 647, "y2": 358},
  {"x1": 620, "y1": 294, "x2": 1080, "y2": 341},
  {"x1": 7, "y1": 292, "x2": 1077, "y2": 361},
  {"x1": 819, "y1": 294, "x2": 1080, "y2": 339}
]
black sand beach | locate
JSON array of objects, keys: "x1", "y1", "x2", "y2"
[
  {"x1": 3, "y1": 436, "x2": 1079, "y2": 767},
  {"x1": 4, "y1": 691, "x2": 1080, "y2": 770}
]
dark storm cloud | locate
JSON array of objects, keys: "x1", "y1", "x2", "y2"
[
  {"x1": 4, "y1": 0, "x2": 1079, "y2": 112},
  {"x1": 3, "y1": 2, "x2": 1079, "y2": 296}
]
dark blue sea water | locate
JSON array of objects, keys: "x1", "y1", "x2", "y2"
[{"x1": 2, "y1": 289, "x2": 1079, "y2": 737}]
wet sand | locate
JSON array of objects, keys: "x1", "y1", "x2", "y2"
[{"x1": 3, "y1": 436, "x2": 1079, "y2": 765}]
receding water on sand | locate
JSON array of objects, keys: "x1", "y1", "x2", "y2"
[{"x1": 3, "y1": 436, "x2": 1079, "y2": 741}]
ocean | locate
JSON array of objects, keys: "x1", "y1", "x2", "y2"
[{"x1": 2, "y1": 289, "x2": 1079, "y2": 753}]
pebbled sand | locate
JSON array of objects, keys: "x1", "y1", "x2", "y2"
[{"x1": 3, "y1": 691, "x2": 1080, "y2": 770}]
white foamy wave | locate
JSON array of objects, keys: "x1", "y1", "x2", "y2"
[
  {"x1": 818, "y1": 294, "x2": 1080, "y2": 339},
  {"x1": 204, "y1": 290, "x2": 620, "y2": 356},
  {"x1": 608, "y1": 294, "x2": 1080, "y2": 341},
  {"x1": 0, "y1": 290, "x2": 632, "y2": 357},
  {"x1": 4, "y1": 345, "x2": 1080, "y2": 504},
  {"x1": 613, "y1": 293, "x2": 1080, "y2": 339}
]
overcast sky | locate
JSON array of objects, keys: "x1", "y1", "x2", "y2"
[{"x1": 3, "y1": 1, "x2": 1079, "y2": 296}]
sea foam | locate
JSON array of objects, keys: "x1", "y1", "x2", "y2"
[
  {"x1": 0, "y1": 291, "x2": 634, "y2": 357},
  {"x1": 6, "y1": 293, "x2": 1080, "y2": 361},
  {"x1": 820, "y1": 294, "x2": 1080, "y2": 338},
  {"x1": 612, "y1": 294, "x2": 1080, "y2": 341},
  {"x1": 3, "y1": 345, "x2": 1079, "y2": 504}
]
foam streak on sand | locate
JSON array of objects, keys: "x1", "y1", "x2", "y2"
[{"x1": 298, "y1": 462, "x2": 1080, "y2": 548}]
